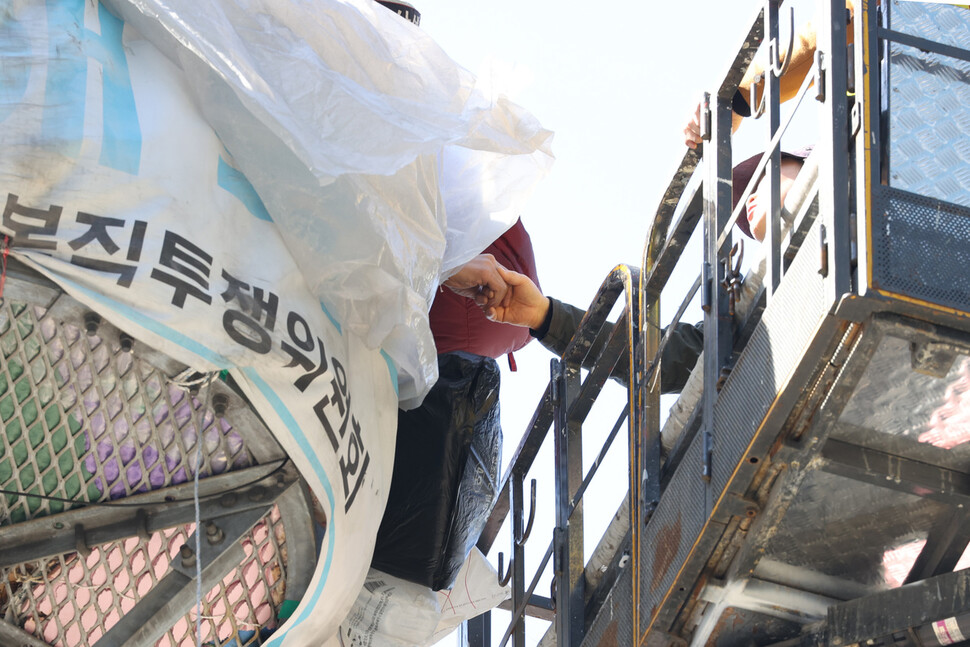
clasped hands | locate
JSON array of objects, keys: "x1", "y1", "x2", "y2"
[{"x1": 442, "y1": 254, "x2": 549, "y2": 330}]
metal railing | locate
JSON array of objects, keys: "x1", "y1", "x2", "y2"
[
  {"x1": 469, "y1": 266, "x2": 640, "y2": 647},
  {"x1": 466, "y1": 0, "x2": 862, "y2": 645}
]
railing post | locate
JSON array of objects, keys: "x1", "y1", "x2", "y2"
[
  {"x1": 702, "y1": 88, "x2": 734, "y2": 507},
  {"x1": 510, "y1": 473, "x2": 526, "y2": 646},
  {"x1": 465, "y1": 611, "x2": 491, "y2": 647},
  {"x1": 765, "y1": 0, "x2": 783, "y2": 295},
  {"x1": 552, "y1": 358, "x2": 584, "y2": 647},
  {"x1": 817, "y1": 0, "x2": 853, "y2": 300}
]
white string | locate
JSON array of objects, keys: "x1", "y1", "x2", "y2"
[
  {"x1": 188, "y1": 372, "x2": 216, "y2": 647},
  {"x1": 193, "y1": 411, "x2": 203, "y2": 647}
]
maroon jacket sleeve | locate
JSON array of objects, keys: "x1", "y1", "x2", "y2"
[{"x1": 429, "y1": 218, "x2": 540, "y2": 358}]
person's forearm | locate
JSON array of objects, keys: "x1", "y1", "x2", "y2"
[
  {"x1": 533, "y1": 299, "x2": 703, "y2": 394},
  {"x1": 534, "y1": 298, "x2": 626, "y2": 374}
]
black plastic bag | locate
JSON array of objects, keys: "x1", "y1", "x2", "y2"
[{"x1": 371, "y1": 351, "x2": 502, "y2": 590}]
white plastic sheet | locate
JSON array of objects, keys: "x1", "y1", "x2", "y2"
[
  {"x1": 102, "y1": 0, "x2": 555, "y2": 407},
  {"x1": 0, "y1": 0, "x2": 549, "y2": 642},
  {"x1": 339, "y1": 549, "x2": 509, "y2": 647}
]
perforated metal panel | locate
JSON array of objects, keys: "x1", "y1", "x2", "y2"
[
  {"x1": 871, "y1": 186, "x2": 970, "y2": 312},
  {"x1": 0, "y1": 273, "x2": 316, "y2": 647},
  {"x1": 638, "y1": 216, "x2": 836, "y2": 635},
  {"x1": 581, "y1": 567, "x2": 633, "y2": 647},
  {"x1": 638, "y1": 407, "x2": 712, "y2": 634},
  {"x1": 712, "y1": 224, "x2": 829, "y2": 499}
]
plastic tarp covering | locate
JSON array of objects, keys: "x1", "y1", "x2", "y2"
[
  {"x1": 100, "y1": 0, "x2": 555, "y2": 409},
  {"x1": 0, "y1": 0, "x2": 549, "y2": 644},
  {"x1": 372, "y1": 351, "x2": 502, "y2": 591},
  {"x1": 341, "y1": 549, "x2": 509, "y2": 647}
]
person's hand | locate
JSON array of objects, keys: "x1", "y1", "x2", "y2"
[
  {"x1": 443, "y1": 254, "x2": 508, "y2": 308},
  {"x1": 482, "y1": 265, "x2": 550, "y2": 330},
  {"x1": 684, "y1": 103, "x2": 704, "y2": 150}
]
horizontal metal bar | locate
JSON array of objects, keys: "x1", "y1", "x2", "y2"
[
  {"x1": 829, "y1": 567, "x2": 970, "y2": 645},
  {"x1": 0, "y1": 618, "x2": 51, "y2": 647},
  {"x1": 878, "y1": 26, "x2": 970, "y2": 64},
  {"x1": 0, "y1": 463, "x2": 296, "y2": 568},
  {"x1": 497, "y1": 595, "x2": 556, "y2": 622},
  {"x1": 819, "y1": 438, "x2": 970, "y2": 505}
]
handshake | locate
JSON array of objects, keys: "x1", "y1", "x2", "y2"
[{"x1": 442, "y1": 254, "x2": 550, "y2": 331}]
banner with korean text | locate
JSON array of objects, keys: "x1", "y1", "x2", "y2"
[{"x1": 0, "y1": 0, "x2": 507, "y2": 643}]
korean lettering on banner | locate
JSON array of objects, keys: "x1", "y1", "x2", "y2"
[
  {"x1": 3, "y1": 193, "x2": 61, "y2": 251},
  {"x1": 3, "y1": 194, "x2": 147, "y2": 286},
  {"x1": 281, "y1": 310, "x2": 370, "y2": 514},
  {"x1": 221, "y1": 269, "x2": 278, "y2": 355},
  {"x1": 69, "y1": 212, "x2": 147, "y2": 287},
  {"x1": 151, "y1": 231, "x2": 213, "y2": 307},
  {"x1": 0, "y1": 193, "x2": 369, "y2": 513}
]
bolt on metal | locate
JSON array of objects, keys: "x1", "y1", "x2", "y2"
[
  {"x1": 212, "y1": 393, "x2": 229, "y2": 418},
  {"x1": 83, "y1": 312, "x2": 101, "y2": 337},
  {"x1": 205, "y1": 521, "x2": 225, "y2": 545},
  {"x1": 179, "y1": 544, "x2": 196, "y2": 568}
]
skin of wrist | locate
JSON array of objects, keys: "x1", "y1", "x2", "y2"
[{"x1": 532, "y1": 297, "x2": 551, "y2": 330}]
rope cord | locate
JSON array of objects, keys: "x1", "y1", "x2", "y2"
[{"x1": 191, "y1": 372, "x2": 216, "y2": 647}]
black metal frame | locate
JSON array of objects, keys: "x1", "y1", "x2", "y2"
[
  {"x1": 471, "y1": 266, "x2": 640, "y2": 647},
  {"x1": 466, "y1": 1, "x2": 970, "y2": 645}
]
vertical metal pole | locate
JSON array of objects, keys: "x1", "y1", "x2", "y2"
[
  {"x1": 552, "y1": 358, "x2": 584, "y2": 647},
  {"x1": 640, "y1": 225, "x2": 664, "y2": 516},
  {"x1": 633, "y1": 257, "x2": 657, "y2": 646},
  {"x1": 818, "y1": 0, "x2": 852, "y2": 300},
  {"x1": 702, "y1": 91, "x2": 734, "y2": 506},
  {"x1": 854, "y1": 0, "x2": 876, "y2": 295},
  {"x1": 465, "y1": 611, "x2": 491, "y2": 647},
  {"x1": 765, "y1": 0, "x2": 783, "y2": 295},
  {"x1": 511, "y1": 474, "x2": 526, "y2": 647}
]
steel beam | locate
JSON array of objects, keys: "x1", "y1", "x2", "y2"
[
  {"x1": 98, "y1": 504, "x2": 273, "y2": 647},
  {"x1": 828, "y1": 568, "x2": 970, "y2": 645},
  {"x1": 0, "y1": 462, "x2": 296, "y2": 568},
  {"x1": 0, "y1": 618, "x2": 51, "y2": 647},
  {"x1": 819, "y1": 438, "x2": 970, "y2": 506}
]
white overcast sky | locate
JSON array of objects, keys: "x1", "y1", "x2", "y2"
[{"x1": 411, "y1": 1, "x2": 820, "y2": 643}]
